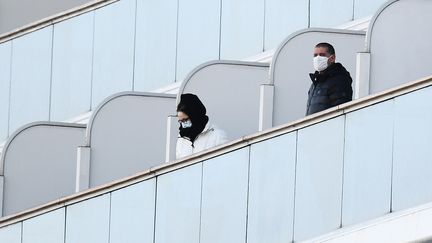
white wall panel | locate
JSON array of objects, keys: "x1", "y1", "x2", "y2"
[
  {"x1": 354, "y1": 0, "x2": 388, "y2": 19},
  {"x1": 176, "y1": 0, "x2": 220, "y2": 81},
  {"x1": 220, "y1": 0, "x2": 264, "y2": 59},
  {"x1": 200, "y1": 148, "x2": 249, "y2": 243},
  {"x1": 22, "y1": 209, "x2": 65, "y2": 243},
  {"x1": 310, "y1": 0, "x2": 354, "y2": 27},
  {"x1": 248, "y1": 132, "x2": 297, "y2": 243},
  {"x1": 51, "y1": 12, "x2": 94, "y2": 121},
  {"x1": 392, "y1": 87, "x2": 432, "y2": 211},
  {"x1": 155, "y1": 164, "x2": 202, "y2": 243},
  {"x1": 92, "y1": 0, "x2": 136, "y2": 107},
  {"x1": 0, "y1": 223, "x2": 21, "y2": 243},
  {"x1": 0, "y1": 42, "x2": 11, "y2": 141},
  {"x1": 294, "y1": 116, "x2": 345, "y2": 241},
  {"x1": 110, "y1": 179, "x2": 156, "y2": 243},
  {"x1": 343, "y1": 101, "x2": 393, "y2": 226},
  {"x1": 134, "y1": 0, "x2": 177, "y2": 91},
  {"x1": 65, "y1": 194, "x2": 110, "y2": 243},
  {"x1": 264, "y1": 0, "x2": 309, "y2": 50},
  {"x1": 9, "y1": 27, "x2": 52, "y2": 134}
]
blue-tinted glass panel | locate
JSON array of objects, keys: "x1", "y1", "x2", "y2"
[
  {"x1": 110, "y1": 179, "x2": 156, "y2": 243},
  {"x1": 22, "y1": 208, "x2": 65, "y2": 243},
  {"x1": 176, "y1": 0, "x2": 221, "y2": 81},
  {"x1": 0, "y1": 41, "x2": 11, "y2": 141},
  {"x1": 342, "y1": 101, "x2": 393, "y2": 226},
  {"x1": 51, "y1": 12, "x2": 94, "y2": 121},
  {"x1": 294, "y1": 116, "x2": 345, "y2": 241},
  {"x1": 9, "y1": 27, "x2": 52, "y2": 134},
  {"x1": 310, "y1": 0, "x2": 354, "y2": 27},
  {"x1": 92, "y1": 0, "x2": 136, "y2": 108},
  {"x1": 65, "y1": 194, "x2": 110, "y2": 243},
  {"x1": 354, "y1": 0, "x2": 388, "y2": 19},
  {"x1": 220, "y1": 0, "x2": 264, "y2": 59},
  {"x1": 155, "y1": 164, "x2": 202, "y2": 243},
  {"x1": 264, "y1": 0, "x2": 309, "y2": 50},
  {"x1": 200, "y1": 148, "x2": 249, "y2": 243},
  {"x1": 134, "y1": 0, "x2": 177, "y2": 91},
  {"x1": 0, "y1": 223, "x2": 21, "y2": 243},
  {"x1": 392, "y1": 87, "x2": 432, "y2": 211},
  {"x1": 248, "y1": 132, "x2": 297, "y2": 243}
]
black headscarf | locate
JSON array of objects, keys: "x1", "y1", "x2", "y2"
[{"x1": 177, "y1": 93, "x2": 209, "y2": 144}]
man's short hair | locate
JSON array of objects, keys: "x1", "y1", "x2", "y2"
[{"x1": 315, "y1": 42, "x2": 335, "y2": 55}]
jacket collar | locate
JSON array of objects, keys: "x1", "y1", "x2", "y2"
[
  {"x1": 178, "y1": 121, "x2": 213, "y2": 140},
  {"x1": 309, "y1": 63, "x2": 344, "y2": 83},
  {"x1": 201, "y1": 122, "x2": 214, "y2": 134}
]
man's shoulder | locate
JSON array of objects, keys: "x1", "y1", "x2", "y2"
[{"x1": 327, "y1": 63, "x2": 352, "y2": 82}]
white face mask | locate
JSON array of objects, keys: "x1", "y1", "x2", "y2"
[
  {"x1": 313, "y1": 55, "x2": 329, "y2": 72},
  {"x1": 180, "y1": 119, "x2": 192, "y2": 128}
]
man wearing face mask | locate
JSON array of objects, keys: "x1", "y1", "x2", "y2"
[
  {"x1": 176, "y1": 93, "x2": 228, "y2": 159},
  {"x1": 306, "y1": 42, "x2": 353, "y2": 115}
]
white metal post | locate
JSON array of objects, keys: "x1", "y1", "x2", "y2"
[
  {"x1": 76, "y1": 146, "x2": 91, "y2": 192},
  {"x1": 355, "y1": 52, "x2": 371, "y2": 99},
  {"x1": 259, "y1": 84, "x2": 275, "y2": 131},
  {"x1": 166, "y1": 115, "x2": 178, "y2": 162}
]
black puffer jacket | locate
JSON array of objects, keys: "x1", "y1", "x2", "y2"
[{"x1": 306, "y1": 63, "x2": 353, "y2": 115}]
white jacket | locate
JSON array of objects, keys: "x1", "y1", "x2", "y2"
[{"x1": 176, "y1": 122, "x2": 228, "y2": 159}]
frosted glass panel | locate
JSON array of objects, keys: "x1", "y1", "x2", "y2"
[
  {"x1": 155, "y1": 164, "x2": 202, "y2": 243},
  {"x1": 248, "y1": 133, "x2": 297, "y2": 243},
  {"x1": 176, "y1": 0, "x2": 220, "y2": 81},
  {"x1": 65, "y1": 194, "x2": 110, "y2": 243},
  {"x1": 110, "y1": 179, "x2": 156, "y2": 243},
  {"x1": 354, "y1": 0, "x2": 388, "y2": 19},
  {"x1": 200, "y1": 148, "x2": 249, "y2": 243},
  {"x1": 0, "y1": 223, "x2": 21, "y2": 243},
  {"x1": 134, "y1": 0, "x2": 177, "y2": 91},
  {"x1": 294, "y1": 116, "x2": 345, "y2": 241},
  {"x1": 22, "y1": 208, "x2": 65, "y2": 243},
  {"x1": 310, "y1": 0, "x2": 354, "y2": 27},
  {"x1": 9, "y1": 27, "x2": 52, "y2": 134},
  {"x1": 220, "y1": 0, "x2": 264, "y2": 59},
  {"x1": 0, "y1": 41, "x2": 11, "y2": 141},
  {"x1": 343, "y1": 101, "x2": 393, "y2": 226},
  {"x1": 92, "y1": 0, "x2": 136, "y2": 107},
  {"x1": 51, "y1": 12, "x2": 93, "y2": 121},
  {"x1": 392, "y1": 87, "x2": 432, "y2": 211},
  {"x1": 264, "y1": 0, "x2": 309, "y2": 50},
  {"x1": 367, "y1": 0, "x2": 432, "y2": 94}
]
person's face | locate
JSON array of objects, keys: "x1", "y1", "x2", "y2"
[
  {"x1": 177, "y1": 111, "x2": 190, "y2": 123},
  {"x1": 177, "y1": 111, "x2": 193, "y2": 128},
  {"x1": 313, "y1": 47, "x2": 335, "y2": 65}
]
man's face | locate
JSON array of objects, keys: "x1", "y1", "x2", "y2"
[{"x1": 313, "y1": 47, "x2": 335, "y2": 65}]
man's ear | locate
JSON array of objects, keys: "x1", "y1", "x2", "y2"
[{"x1": 329, "y1": 55, "x2": 336, "y2": 63}]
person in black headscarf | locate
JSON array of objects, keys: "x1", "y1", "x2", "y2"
[{"x1": 176, "y1": 93, "x2": 228, "y2": 159}]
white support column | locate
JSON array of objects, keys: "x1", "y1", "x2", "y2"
[
  {"x1": 76, "y1": 146, "x2": 91, "y2": 192},
  {"x1": 355, "y1": 52, "x2": 371, "y2": 99},
  {"x1": 165, "y1": 115, "x2": 178, "y2": 163},
  {"x1": 0, "y1": 176, "x2": 4, "y2": 217},
  {"x1": 259, "y1": 84, "x2": 274, "y2": 131}
]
